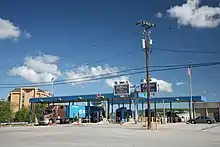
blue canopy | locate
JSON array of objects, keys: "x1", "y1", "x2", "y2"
[{"x1": 29, "y1": 92, "x2": 207, "y2": 104}]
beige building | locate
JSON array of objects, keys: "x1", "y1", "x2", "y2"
[
  {"x1": 8, "y1": 87, "x2": 51, "y2": 112},
  {"x1": 195, "y1": 102, "x2": 220, "y2": 122}
]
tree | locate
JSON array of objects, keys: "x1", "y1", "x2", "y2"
[
  {"x1": 13, "y1": 103, "x2": 48, "y2": 123},
  {"x1": 14, "y1": 107, "x2": 30, "y2": 122},
  {"x1": 0, "y1": 101, "x2": 13, "y2": 123},
  {"x1": 34, "y1": 103, "x2": 47, "y2": 119}
]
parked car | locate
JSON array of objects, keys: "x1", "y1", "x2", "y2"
[{"x1": 187, "y1": 116, "x2": 216, "y2": 124}]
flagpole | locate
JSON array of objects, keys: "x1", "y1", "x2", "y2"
[{"x1": 188, "y1": 63, "x2": 193, "y2": 119}]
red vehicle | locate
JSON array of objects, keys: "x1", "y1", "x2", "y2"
[{"x1": 38, "y1": 105, "x2": 69, "y2": 125}]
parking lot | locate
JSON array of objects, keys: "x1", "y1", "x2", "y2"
[{"x1": 0, "y1": 123, "x2": 220, "y2": 147}]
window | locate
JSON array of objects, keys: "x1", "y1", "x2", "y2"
[
  {"x1": 22, "y1": 93, "x2": 25, "y2": 108},
  {"x1": 196, "y1": 116, "x2": 201, "y2": 120},
  {"x1": 201, "y1": 116, "x2": 206, "y2": 120},
  {"x1": 44, "y1": 110, "x2": 53, "y2": 115}
]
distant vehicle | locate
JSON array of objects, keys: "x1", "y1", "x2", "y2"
[
  {"x1": 38, "y1": 105, "x2": 86, "y2": 125},
  {"x1": 38, "y1": 105, "x2": 105, "y2": 125},
  {"x1": 187, "y1": 116, "x2": 216, "y2": 124}
]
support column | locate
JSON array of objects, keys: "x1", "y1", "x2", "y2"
[
  {"x1": 154, "y1": 102, "x2": 157, "y2": 117},
  {"x1": 134, "y1": 100, "x2": 138, "y2": 122},
  {"x1": 111, "y1": 97, "x2": 113, "y2": 120},
  {"x1": 129, "y1": 98, "x2": 132, "y2": 110},
  {"x1": 107, "y1": 99, "x2": 110, "y2": 119},
  {"x1": 32, "y1": 103, "x2": 36, "y2": 124},
  {"x1": 132, "y1": 99, "x2": 135, "y2": 119},
  {"x1": 188, "y1": 100, "x2": 192, "y2": 119},
  {"x1": 122, "y1": 103, "x2": 125, "y2": 107},
  {"x1": 218, "y1": 106, "x2": 220, "y2": 122},
  {"x1": 87, "y1": 101, "x2": 91, "y2": 123},
  {"x1": 30, "y1": 103, "x2": 33, "y2": 124},
  {"x1": 192, "y1": 101, "x2": 195, "y2": 119},
  {"x1": 136, "y1": 103, "x2": 139, "y2": 119},
  {"x1": 135, "y1": 92, "x2": 139, "y2": 122},
  {"x1": 205, "y1": 107, "x2": 209, "y2": 117},
  {"x1": 142, "y1": 101, "x2": 144, "y2": 117},
  {"x1": 170, "y1": 102, "x2": 172, "y2": 123},
  {"x1": 118, "y1": 104, "x2": 120, "y2": 108}
]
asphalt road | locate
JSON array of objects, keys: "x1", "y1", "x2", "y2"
[{"x1": 0, "y1": 123, "x2": 220, "y2": 147}]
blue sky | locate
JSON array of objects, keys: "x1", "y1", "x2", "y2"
[{"x1": 0, "y1": 0, "x2": 220, "y2": 102}]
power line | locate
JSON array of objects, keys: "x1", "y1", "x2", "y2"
[
  {"x1": 57, "y1": 49, "x2": 140, "y2": 72},
  {"x1": 151, "y1": 47, "x2": 220, "y2": 54},
  {"x1": 1, "y1": 61, "x2": 220, "y2": 89},
  {"x1": 3, "y1": 63, "x2": 187, "y2": 86},
  {"x1": 0, "y1": 67, "x2": 185, "y2": 88},
  {"x1": 4, "y1": 66, "x2": 146, "y2": 86}
]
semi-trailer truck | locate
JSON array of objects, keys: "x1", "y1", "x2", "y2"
[
  {"x1": 38, "y1": 105, "x2": 85, "y2": 125},
  {"x1": 38, "y1": 105, "x2": 105, "y2": 125}
]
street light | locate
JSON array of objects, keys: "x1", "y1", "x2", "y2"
[
  {"x1": 136, "y1": 21, "x2": 156, "y2": 29},
  {"x1": 162, "y1": 99, "x2": 166, "y2": 124},
  {"x1": 51, "y1": 77, "x2": 55, "y2": 96}
]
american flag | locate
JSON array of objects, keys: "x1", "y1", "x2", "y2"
[{"x1": 187, "y1": 67, "x2": 191, "y2": 77}]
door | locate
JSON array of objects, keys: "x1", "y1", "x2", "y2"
[
  {"x1": 195, "y1": 116, "x2": 203, "y2": 123},
  {"x1": 58, "y1": 106, "x2": 65, "y2": 119}
]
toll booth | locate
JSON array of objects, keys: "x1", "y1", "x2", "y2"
[
  {"x1": 145, "y1": 109, "x2": 156, "y2": 117},
  {"x1": 127, "y1": 109, "x2": 132, "y2": 118},
  {"x1": 166, "y1": 111, "x2": 181, "y2": 123},
  {"x1": 116, "y1": 107, "x2": 129, "y2": 123},
  {"x1": 85, "y1": 106, "x2": 105, "y2": 123}
]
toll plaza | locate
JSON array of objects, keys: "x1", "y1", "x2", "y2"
[{"x1": 29, "y1": 92, "x2": 207, "y2": 124}]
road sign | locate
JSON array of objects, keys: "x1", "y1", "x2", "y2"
[
  {"x1": 114, "y1": 83, "x2": 130, "y2": 96},
  {"x1": 91, "y1": 94, "x2": 104, "y2": 106},
  {"x1": 140, "y1": 82, "x2": 157, "y2": 93}
]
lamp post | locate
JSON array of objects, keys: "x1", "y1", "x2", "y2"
[
  {"x1": 162, "y1": 99, "x2": 166, "y2": 123},
  {"x1": 51, "y1": 77, "x2": 55, "y2": 96},
  {"x1": 136, "y1": 20, "x2": 156, "y2": 130}
]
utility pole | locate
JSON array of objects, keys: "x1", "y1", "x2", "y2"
[{"x1": 136, "y1": 20, "x2": 156, "y2": 130}]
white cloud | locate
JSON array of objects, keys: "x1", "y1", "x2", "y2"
[
  {"x1": 151, "y1": 78, "x2": 173, "y2": 92},
  {"x1": 8, "y1": 54, "x2": 61, "y2": 83},
  {"x1": 155, "y1": 12, "x2": 163, "y2": 18},
  {"x1": 105, "y1": 76, "x2": 131, "y2": 88},
  {"x1": 166, "y1": 0, "x2": 220, "y2": 28},
  {"x1": 176, "y1": 81, "x2": 184, "y2": 86},
  {"x1": 65, "y1": 65, "x2": 131, "y2": 87},
  {"x1": 24, "y1": 31, "x2": 31, "y2": 38},
  {"x1": 0, "y1": 18, "x2": 21, "y2": 40}
]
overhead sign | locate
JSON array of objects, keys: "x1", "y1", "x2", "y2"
[
  {"x1": 96, "y1": 94, "x2": 104, "y2": 99},
  {"x1": 114, "y1": 83, "x2": 130, "y2": 96},
  {"x1": 140, "y1": 82, "x2": 157, "y2": 93}
]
